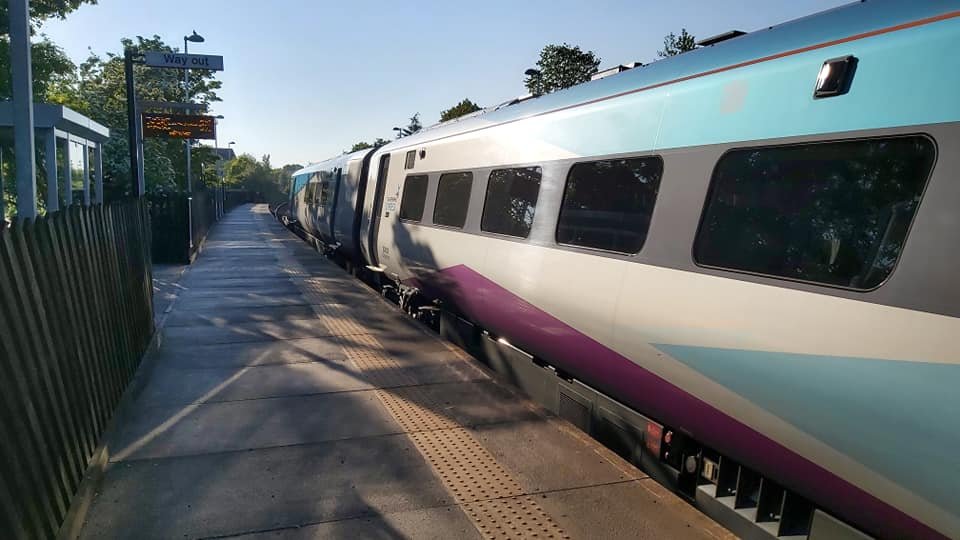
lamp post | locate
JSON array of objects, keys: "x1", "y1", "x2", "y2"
[
  {"x1": 184, "y1": 30, "x2": 204, "y2": 252},
  {"x1": 213, "y1": 114, "x2": 224, "y2": 218},
  {"x1": 225, "y1": 141, "x2": 235, "y2": 213},
  {"x1": 392, "y1": 126, "x2": 411, "y2": 138}
]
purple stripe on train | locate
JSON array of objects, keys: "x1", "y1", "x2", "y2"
[{"x1": 407, "y1": 264, "x2": 946, "y2": 540}]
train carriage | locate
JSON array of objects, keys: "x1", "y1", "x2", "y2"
[{"x1": 287, "y1": 2, "x2": 960, "y2": 538}]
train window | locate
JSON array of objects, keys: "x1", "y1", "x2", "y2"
[
  {"x1": 433, "y1": 171, "x2": 473, "y2": 228},
  {"x1": 319, "y1": 180, "x2": 330, "y2": 205},
  {"x1": 481, "y1": 167, "x2": 542, "y2": 238},
  {"x1": 694, "y1": 136, "x2": 935, "y2": 289},
  {"x1": 399, "y1": 175, "x2": 429, "y2": 221},
  {"x1": 557, "y1": 156, "x2": 663, "y2": 253},
  {"x1": 405, "y1": 150, "x2": 416, "y2": 170}
]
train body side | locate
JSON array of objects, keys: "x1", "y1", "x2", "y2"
[
  {"x1": 289, "y1": 148, "x2": 373, "y2": 261},
  {"x1": 353, "y1": 3, "x2": 960, "y2": 539}
]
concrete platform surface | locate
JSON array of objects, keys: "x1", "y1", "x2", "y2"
[{"x1": 78, "y1": 205, "x2": 732, "y2": 540}]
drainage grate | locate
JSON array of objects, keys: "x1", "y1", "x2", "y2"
[{"x1": 464, "y1": 497, "x2": 570, "y2": 540}]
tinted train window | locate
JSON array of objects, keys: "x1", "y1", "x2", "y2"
[
  {"x1": 399, "y1": 175, "x2": 428, "y2": 221},
  {"x1": 481, "y1": 167, "x2": 542, "y2": 238},
  {"x1": 557, "y1": 156, "x2": 663, "y2": 253},
  {"x1": 694, "y1": 136, "x2": 934, "y2": 289},
  {"x1": 319, "y1": 180, "x2": 330, "y2": 205},
  {"x1": 433, "y1": 171, "x2": 473, "y2": 228}
]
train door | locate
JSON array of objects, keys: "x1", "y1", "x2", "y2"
[
  {"x1": 367, "y1": 153, "x2": 390, "y2": 267},
  {"x1": 328, "y1": 167, "x2": 343, "y2": 241},
  {"x1": 352, "y1": 151, "x2": 375, "y2": 265}
]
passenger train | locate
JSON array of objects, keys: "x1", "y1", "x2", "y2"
[{"x1": 282, "y1": 2, "x2": 960, "y2": 539}]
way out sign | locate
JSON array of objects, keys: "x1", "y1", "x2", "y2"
[{"x1": 144, "y1": 51, "x2": 224, "y2": 71}]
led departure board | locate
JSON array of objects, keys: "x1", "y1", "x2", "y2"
[{"x1": 142, "y1": 113, "x2": 216, "y2": 139}]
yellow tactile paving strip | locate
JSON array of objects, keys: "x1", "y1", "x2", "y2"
[{"x1": 272, "y1": 243, "x2": 570, "y2": 540}]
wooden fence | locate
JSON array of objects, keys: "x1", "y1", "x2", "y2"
[{"x1": 0, "y1": 200, "x2": 154, "y2": 539}]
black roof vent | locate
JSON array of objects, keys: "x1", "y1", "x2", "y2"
[{"x1": 697, "y1": 30, "x2": 747, "y2": 47}]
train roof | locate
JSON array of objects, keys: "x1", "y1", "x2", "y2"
[
  {"x1": 291, "y1": 147, "x2": 373, "y2": 177},
  {"x1": 378, "y1": 0, "x2": 958, "y2": 153}
]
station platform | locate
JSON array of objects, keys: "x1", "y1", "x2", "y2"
[{"x1": 77, "y1": 204, "x2": 733, "y2": 540}]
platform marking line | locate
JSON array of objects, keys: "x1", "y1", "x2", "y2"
[{"x1": 271, "y1": 241, "x2": 570, "y2": 540}]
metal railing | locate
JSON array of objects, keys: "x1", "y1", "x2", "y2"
[
  {"x1": 148, "y1": 189, "x2": 254, "y2": 264},
  {"x1": 0, "y1": 200, "x2": 154, "y2": 539}
]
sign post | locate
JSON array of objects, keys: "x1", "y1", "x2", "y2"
[
  {"x1": 124, "y1": 46, "x2": 223, "y2": 255},
  {"x1": 124, "y1": 49, "x2": 143, "y2": 197}
]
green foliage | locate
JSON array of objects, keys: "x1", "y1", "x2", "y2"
[
  {"x1": 70, "y1": 35, "x2": 223, "y2": 199},
  {"x1": 658, "y1": 29, "x2": 697, "y2": 58},
  {"x1": 440, "y1": 98, "x2": 481, "y2": 122},
  {"x1": 524, "y1": 43, "x2": 600, "y2": 96},
  {"x1": 350, "y1": 141, "x2": 372, "y2": 152},
  {"x1": 405, "y1": 113, "x2": 422, "y2": 135},
  {"x1": 351, "y1": 137, "x2": 392, "y2": 152},
  {"x1": 223, "y1": 153, "x2": 298, "y2": 205},
  {"x1": 0, "y1": 0, "x2": 97, "y2": 34},
  {"x1": 0, "y1": 36, "x2": 77, "y2": 102}
]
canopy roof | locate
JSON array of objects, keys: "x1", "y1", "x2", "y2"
[{"x1": 0, "y1": 102, "x2": 110, "y2": 143}]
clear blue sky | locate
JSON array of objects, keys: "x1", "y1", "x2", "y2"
[{"x1": 40, "y1": 0, "x2": 850, "y2": 167}]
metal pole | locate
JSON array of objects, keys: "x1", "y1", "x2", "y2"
[
  {"x1": 137, "y1": 111, "x2": 145, "y2": 195},
  {"x1": 214, "y1": 124, "x2": 221, "y2": 219},
  {"x1": 9, "y1": 0, "x2": 37, "y2": 219},
  {"x1": 45, "y1": 130, "x2": 59, "y2": 212},
  {"x1": 62, "y1": 138, "x2": 72, "y2": 206},
  {"x1": 184, "y1": 37, "x2": 194, "y2": 251},
  {"x1": 124, "y1": 48, "x2": 141, "y2": 197},
  {"x1": 1, "y1": 146, "x2": 5, "y2": 221},
  {"x1": 82, "y1": 143, "x2": 90, "y2": 206},
  {"x1": 94, "y1": 143, "x2": 104, "y2": 204}
]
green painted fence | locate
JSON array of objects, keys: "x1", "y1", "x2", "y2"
[{"x1": 0, "y1": 200, "x2": 154, "y2": 539}]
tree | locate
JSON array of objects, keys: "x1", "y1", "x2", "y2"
[
  {"x1": 350, "y1": 141, "x2": 372, "y2": 152},
  {"x1": 0, "y1": 0, "x2": 97, "y2": 100},
  {"x1": 440, "y1": 98, "x2": 481, "y2": 122},
  {"x1": 525, "y1": 43, "x2": 600, "y2": 96},
  {"x1": 349, "y1": 137, "x2": 391, "y2": 153},
  {"x1": 0, "y1": 0, "x2": 97, "y2": 34},
  {"x1": 70, "y1": 35, "x2": 222, "y2": 199},
  {"x1": 405, "y1": 113, "x2": 422, "y2": 135},
  {"x1": 0, "y1": 37, "x2": 78, "y2": 102},
  {"x1": 658, "y1": 29, "x2": 697, "y2": 58},
  {"x1": 223, "y1": 154, "x2": 293, "y2": 204}
]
